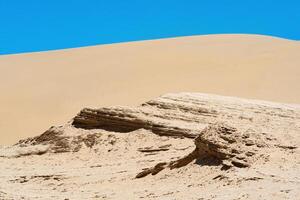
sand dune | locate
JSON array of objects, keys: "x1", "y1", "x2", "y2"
[{"x1": 0, "y1": 34, "x2": 300, "y2": 144}]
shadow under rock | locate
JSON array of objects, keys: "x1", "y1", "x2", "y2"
[{"x1": 195, "y1": 156, "x2": 222, "y2": 167}]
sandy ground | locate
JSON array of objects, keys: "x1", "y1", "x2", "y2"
[
  {"x1": 0, "y1": 34, "x2": 300, "y2": 144},
  {"x1": 0, "y1": 93, "x2": 299, "y2": 199},
  {"x1": 1, "y1": 132, "x2": 298, "y2": 200}
]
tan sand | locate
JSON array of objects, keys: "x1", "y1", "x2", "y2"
[
  {"x1": 0, "y1": 34, "x2": 300, "y2": 144},
  {"x1": 0, "y1": 92, "x2": 299, "y2": 199}
]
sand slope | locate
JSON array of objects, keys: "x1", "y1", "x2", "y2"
[{"x1": 0, "y1": 34, "x2": 300, "y2": 144}]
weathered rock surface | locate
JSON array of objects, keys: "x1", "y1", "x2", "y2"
[
  {"x1": 73, "y1": 107, "x2": 199, "y2": 138},
  {"x1": 136, "y1": 122, "x2": 269, "y2": 178},
  {"x1": 1, "y1": 93, "x2": 300, "y2": 199},
  {"x1": 15, "y1": 93, "x2": 298, "y2": 157},
  {"x1": 73, "y1": 92, "x2": 300, "y2": 142}
]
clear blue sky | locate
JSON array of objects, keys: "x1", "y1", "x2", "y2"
[{"x1": 1, "y1": 0, "x2": 300, "y2": 55}]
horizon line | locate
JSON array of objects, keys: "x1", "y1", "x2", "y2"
[{"x1": 1, "y1": 33, "x2": 298, "y2": 57}]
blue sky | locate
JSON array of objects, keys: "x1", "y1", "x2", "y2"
[{"x1": 0, "y1": 0, "x2": 300, "y2": 55}]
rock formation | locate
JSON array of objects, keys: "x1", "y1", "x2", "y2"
[
  {"x1": 1, "y1": 93, "x2": 299, "y2": 199},
  {"x1": 136, "y1": 122, "x2": 268, "y2": 178}
]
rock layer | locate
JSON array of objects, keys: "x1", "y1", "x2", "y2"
[
  {"x1": 12, "y1": 93, "x2": 300, "y2": 159},
  {"x1": 1, "y1": 93, "x2": 300, "y2": 199},
  {"x1": 73, "y1": 107, "x2": 198, "y2": 138},
  {"x1": 11, "y1": 93, "x2": 299, "y2": 170},
  {"x1": 136, "y1": 122, "x2": 268, "y2": 178}
]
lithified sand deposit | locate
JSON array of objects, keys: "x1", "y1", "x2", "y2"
[{"x1": 0, "y1": 93, "x2": 299, "y2": 199}]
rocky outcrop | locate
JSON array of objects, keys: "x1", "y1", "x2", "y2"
[
  {"x1": 1, "y1": 92, "x2": 300, "y2": 199},
  {"x1": 17, "y1": 126, "x2": 103, "y2": 154},
  {"x1": 73, "y1": 107, "x2": 198, "y2": 138},
  {"x1": 3, "y1": 93, "x2": 299, "y2": 172},
  {"x1": 136, "y1": 122, "x2": 267, "y2": 178},
  {"x1": 73, "y1": 93, "x2": 300, "y2": 141}
]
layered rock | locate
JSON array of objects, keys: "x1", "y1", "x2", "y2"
[
  {"x1": 4, "y1": 93, "x2": 299, "y2": 174},
  {"x1": 73, "y1": 107, "x2": 199, "y2": 138},
  {"x1": 136, "y1": 122, "x2": 268, "y2": 178},
  {"x1": 1, "y1": 92, "x2": 300, "y2": 199}
]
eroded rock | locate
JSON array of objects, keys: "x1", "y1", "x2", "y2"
[
  {"x1": 2, "y1": 92, "x2": 298, "y2": 172},
  {"x1": 16, "y1": 126, "x2": 104, "y2": 154},
  {"x1": 136, "y1": 123, "x2": 269, "y2": 178},
  {"x1": 72, "y1": 107, "x2": 198, "y2": 138}
]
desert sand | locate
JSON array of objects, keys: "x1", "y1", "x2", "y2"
[
  {"x1": 0, "y1": 92, "x2": 299, "y2": 199},
  {"x1": 0, "y1": 34, "x2": 300, "y2": 144}
]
